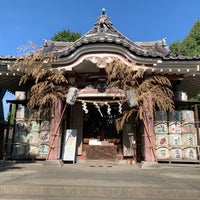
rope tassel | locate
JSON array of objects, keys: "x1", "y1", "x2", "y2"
[
  {"x1": 82, "y1": 101, "x2": 88, "y2": 113},
  {"x1": 93, "y1": 102, "x2": 103, "y2": 117},
  {"x1": 118, "y1": 102, "x2": 122, "y2": 114},
  {"x1": 105, "y1": 102, "x2": 111, "y2": 115}
]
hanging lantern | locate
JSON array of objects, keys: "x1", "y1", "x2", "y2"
[
  {"x1": 15, "y1": 91, "x2": 26, "y2": 100},
  {"x1": 66, "y1": 87, "x2": 78, "y2": 105},
  {"x1": 126, "y1": 90, "x2": 137, "y2": 107}
]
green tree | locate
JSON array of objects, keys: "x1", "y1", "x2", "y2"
[
  {"x1": 170, "y1": 21, "x2": 200, "y2": 101},
  {"x1": 170, "y1": 41, "x2": 182, "y2": 55},
  {"x1": 51, "y1": 29, "x2": 81, "y2": 42},
  {"x1": 170, "y1": 21, "x2": 200, "y2": 56}
]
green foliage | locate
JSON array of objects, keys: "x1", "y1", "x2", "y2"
[
  {"x1": 189, "y1": 93, "x2": 200, "y2": 102},
  {"x1": 6, "y1": 104, "x2": 16, "y2": 126},
  {"x1": 170, "y1": 21, "x2": 200, "y2": 56},
  {"x1": 170, "y1": 41, "x2": 182, "y2": 55},
  {"x1": 51, "y1": 29, "x2": 81, "y2": 42},
  {"x1": 189, "y1": 21, "x2": 200, "y2": 45}
]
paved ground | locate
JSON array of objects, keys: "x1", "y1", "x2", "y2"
[{"x1": 0, "y1": 160, "x2": 199, "y2": 199}]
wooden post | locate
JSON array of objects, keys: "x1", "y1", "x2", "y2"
[
  {"x1": 142, "y1": 98, "x2": 156, "y2": 162},
  {"x1": 4, "y1": 103, "x2": 12, "y2": 156},
  {"x1": 0, "y1": 88, "x2": 6, "y2": 159},
  {"x1": 47, "y1": 99, "x2": 63, "y2": 160},
  {"x1": 0, "y1": 88, "x2": 6, "y2": 121},
  {"x1": 194, "y1": 104, "x2": 200, "y2": 145},
  {"x1": 0, "y1": 124, "x2": 4, "y2": 159}
]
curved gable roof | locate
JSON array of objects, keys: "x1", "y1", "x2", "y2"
[{"x1": 43, "y1": 9, "x2": 170, "y2": 59}]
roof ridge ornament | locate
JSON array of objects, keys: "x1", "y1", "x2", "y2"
[
  {"x1": 95, "y1": 8, "x2": 112, "y2": 33},
  {"x1": 101, "y1": 8, "x2": 106, "y2": 16}
]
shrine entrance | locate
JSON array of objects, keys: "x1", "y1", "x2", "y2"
[{"x1": 82, "y1": 104, "x2": 123, "y2": 161}]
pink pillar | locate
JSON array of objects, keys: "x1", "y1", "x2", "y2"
[
  {"x1": 143, "y1": 116, "x2": 155, "y2": 162},
  {"x1": 48, "y1": 99, "x2": 63, "y2": 160},
  {"x1": 142, "y1": 98, "x2": 156, "y2": 162}
]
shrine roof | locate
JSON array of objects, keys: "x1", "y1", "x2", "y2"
[
  {"x1": 40, "y1": 9, "x2": 200, "y2": 62},
  {"x1": 42, "y1": 9, "x2": 171, "y2": 59}
]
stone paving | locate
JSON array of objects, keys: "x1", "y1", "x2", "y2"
[{"x1": 0, "y1": 160, "x2": 199, "y2": 199}]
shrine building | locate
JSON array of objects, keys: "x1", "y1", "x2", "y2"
[{"x1": 0, "y1": 9, "x2": 200, "y2": 165}]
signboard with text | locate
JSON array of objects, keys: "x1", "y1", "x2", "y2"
[{"x1": 62, "y1": 129, "x2": 77, "y2": 163}]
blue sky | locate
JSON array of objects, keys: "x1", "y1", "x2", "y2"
[
  {"x1": 1, "y1": 0, "x2": 200, "y2": 56},
  {"x1": 2, "y1": 0, "x2": 200, "y2": 117}
]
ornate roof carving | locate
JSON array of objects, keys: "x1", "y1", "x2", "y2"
[{"x1": 88, "y1": 8, "x2": 114, "y2": 35}]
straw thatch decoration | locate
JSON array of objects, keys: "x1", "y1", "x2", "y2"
[
  {"x1": 106, "y1": 59, "x2": 174, "y2": 161},
  {"x1": 13, "y1": 42, "x2": 69, "y2": 160},
  {"x1": 105, "y1": 59, "x2": 174, "y2": 132},
  {"x1": 13, "y1": 41, "x2": 68, "y2": 118}
]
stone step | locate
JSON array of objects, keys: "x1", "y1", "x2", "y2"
[
  {"x1": 0, "y1": 185, "x2": 199, "y2": 200},
  {"x1": 0, "y1": 195, "x2": 182, "y2": 200}
]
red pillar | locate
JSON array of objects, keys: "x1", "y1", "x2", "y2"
[{"x1": 48, "y1": 99, "x2": 63, "y2": 160}]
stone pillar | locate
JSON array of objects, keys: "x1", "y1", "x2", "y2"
[{"x1": 47, "y1": 99, "x2": 63, "y2": 160}]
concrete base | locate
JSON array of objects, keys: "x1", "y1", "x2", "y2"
[
  {"x1": 77, "y1": 159, "x2": 86, "y2": 164},
  {"x1": 118, "y1": 159, "x2": 137, "y2": 165},
  {"x1": 140, "y1": 161, "x2": 161, "y2": 169},
  {"x1": 43, "y1": 160, "x2": 64, "y2": 167}
]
